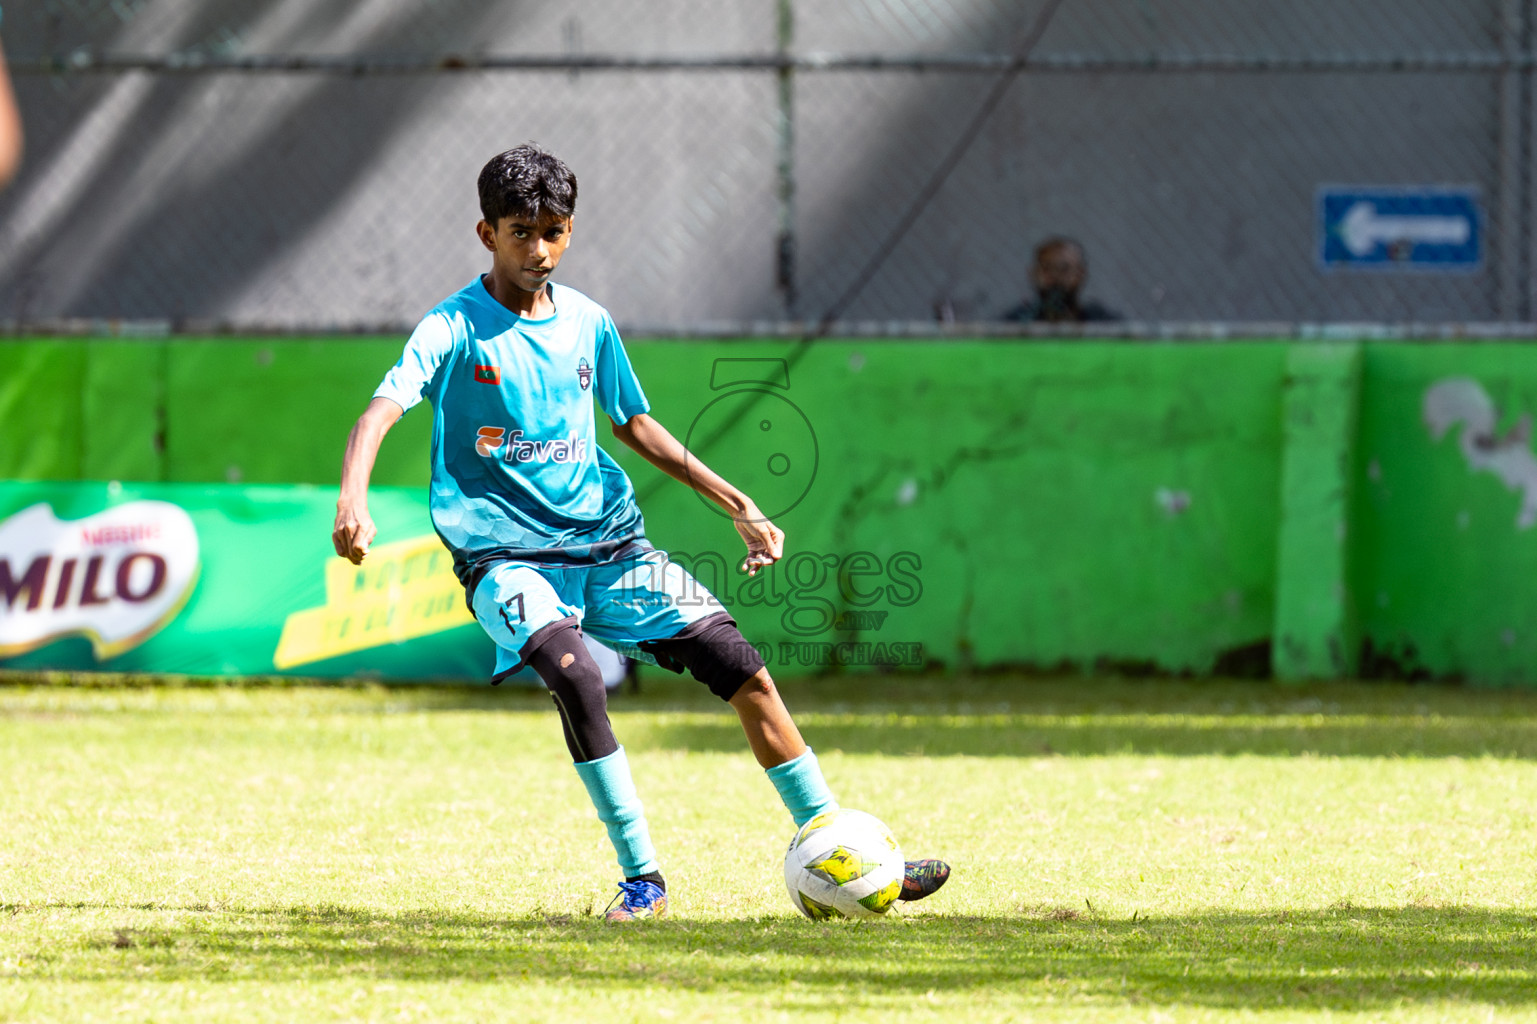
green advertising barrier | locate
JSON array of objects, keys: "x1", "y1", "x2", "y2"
[
  {"x1": 11, "y1": 335, "x2": 1537, "y2": 683},
  {"x1": 1273, "y1": 343, "x2": 1363, "y2": 681},
  {"x1": 163, "y1": 340, "x2": 431, "y2": 486},
  {"x1": 0, "y1": 481, "x2": 495, "y2": 680},
  {"x1": 0, "y1": 340, "x2": 431, "y2": 486},
  {"x1": 1354, "y1": 345, "x2": 1537, "y2": 686},
  {"x1": 615, "y1": 340, "x2": 1284, "y2": 676},
  {"x1": 0, "y1": 343, "x2": 87, "y2": 480}
]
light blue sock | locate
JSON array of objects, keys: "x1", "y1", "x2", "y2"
[
  {"x1": 571, "y1": 746, "x2": 659, "y2": 878},
  {"x1": 765, "y1": 747, "x2": 839, "y2": 827}
]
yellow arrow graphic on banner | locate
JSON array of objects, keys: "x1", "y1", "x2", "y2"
[{"x1": 273, "y1": 535, "x2": 472, "y2": 669}]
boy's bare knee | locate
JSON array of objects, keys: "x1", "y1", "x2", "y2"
[{"x1": 730, "y1": 669, "x2": 776, "y2": 704}]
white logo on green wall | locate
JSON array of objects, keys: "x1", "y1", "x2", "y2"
[{"x1": 1425, "y1": 378, "x2": 1537, "y2": 530}]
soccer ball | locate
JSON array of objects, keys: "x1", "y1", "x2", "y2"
[{"x1": 783, "y1": 808, "x2": 904, "y2": 920}]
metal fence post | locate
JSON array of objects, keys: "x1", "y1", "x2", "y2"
[
  {"x1": 775, "y1": 0, "x2": 797, "y2": 318},
  {"x1": 1527, "y1": 0, "x2": 1537, "y2": 321},
  {"x1": 1499, "y1": 0, "x2": 1526, "y2": 320}
]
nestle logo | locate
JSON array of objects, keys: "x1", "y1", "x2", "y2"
[{"x1": 81, "y1": 523, "x2": 162, "y2": 547}]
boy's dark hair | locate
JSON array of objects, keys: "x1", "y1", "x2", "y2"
[{"x1": 478, "y1": 144, "x2": 578, "y2": 225}]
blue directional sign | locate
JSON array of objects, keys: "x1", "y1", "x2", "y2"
[{"x1": 1318, "y1": 186, "x2": 1481, "y2": 272}]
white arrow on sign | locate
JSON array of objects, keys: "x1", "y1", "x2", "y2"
[{"x1": 1340, "y1": 201, "x2": 1471, "y2": 257}]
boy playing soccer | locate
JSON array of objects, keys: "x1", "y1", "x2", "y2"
[{"x1": 332, "y1": 144, "x2": 949, "y2": 920}]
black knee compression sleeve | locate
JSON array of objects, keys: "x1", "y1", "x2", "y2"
[
  {"x1": 639, "y1": 611, "x2": 767, "y2": 701},
  {"x1": 525, "y1": 624, "x2": 619, "y2": 763}
]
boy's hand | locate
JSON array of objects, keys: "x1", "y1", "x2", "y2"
[
  {"x1": 332, "y1": 503, "x2": 377, "y2": 565},
  {"x1": 735, "y1": 508, "x2": 784, "y2": 576}
]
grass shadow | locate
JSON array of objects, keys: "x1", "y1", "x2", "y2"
[
  {"x1": 622, "y1": 677, "x2": 1537, "y2": 759},
  {"x1": 8, "y1": 902, "x2": 1535, "y2": 1011},
  {"x1": 8, "y1": 674, "x2": 1537, "y2": 758}
]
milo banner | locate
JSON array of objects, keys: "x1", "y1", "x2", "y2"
[{"x1": 0, "y1": 481, "x2": 498, "y2": 681}]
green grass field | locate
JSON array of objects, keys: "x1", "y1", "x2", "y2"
[{"x1": 3, "y1": 673, "x2": 1536, "y2": 1023}]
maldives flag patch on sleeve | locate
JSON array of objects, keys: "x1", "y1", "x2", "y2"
[{"x1": 474, "y1": 365, "x2": 501, "y2": 385}]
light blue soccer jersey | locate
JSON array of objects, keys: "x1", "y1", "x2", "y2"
[{"x1": 374, "y1": 278, "x2": 652, "y2": 590}]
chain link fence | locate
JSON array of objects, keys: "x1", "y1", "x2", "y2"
[{"x1": 0, "y1": 0, "x2": 1530, "y2": 331}]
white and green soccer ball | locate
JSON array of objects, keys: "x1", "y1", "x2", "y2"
[{"x1": 783, "y1": 808, "x2": 904, "y2": 920}]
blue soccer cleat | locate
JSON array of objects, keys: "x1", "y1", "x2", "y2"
[
  {"x1": 604, "y1": 880, "x2": 669, "y2": 922},
  {"x1": 899, "y1": 859, "x2": 951, "y2": 902}
]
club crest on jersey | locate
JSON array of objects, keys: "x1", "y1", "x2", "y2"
[
  {"x1": 577, "y1": 358, "x2": 593, "y2": 391},
  {"x1": 475, "y1": 427, "x2": 587, "y2": 464},
  {"x1": 474, "y1": 364, "x2": 501, "y2": 386}
]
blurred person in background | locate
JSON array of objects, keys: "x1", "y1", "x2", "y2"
[
  {"x1": 1003, "y1": 236, "x2": 1118, "y2": 324},
  {"x1": 0, "y1": 7, "x2": 22, "y2": 188}
]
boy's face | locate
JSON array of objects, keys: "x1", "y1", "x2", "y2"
[{"x1": 477, "y1": 211, "x2": 574, "y2": 295}]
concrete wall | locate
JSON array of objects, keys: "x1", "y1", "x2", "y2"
[
  {"x1": 1354, "y1": 345, "x2": 1537, "y2": 684},
  {"x1": 0, "y1": 0, "x2": 1518, "y2": 326}
]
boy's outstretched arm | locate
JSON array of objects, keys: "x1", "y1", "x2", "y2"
[
  {"x1": 610, "y1": 412, "x2": 784, "y2": 575},
  {"x1": 333, "y1": 397, "x2": 405, "y2": 564}
]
